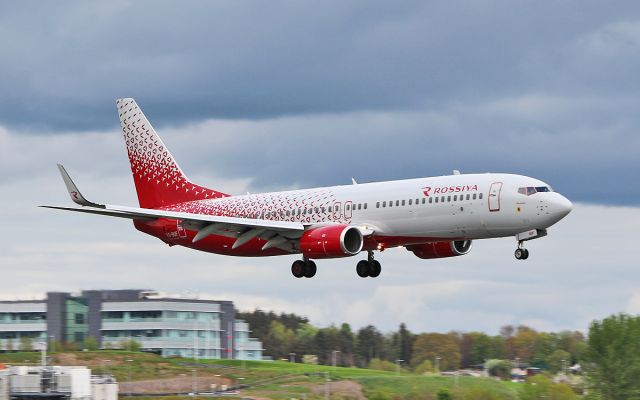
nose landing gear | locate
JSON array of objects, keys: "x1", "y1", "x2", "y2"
[
  {"x1": 291, "y1": 258, "x2": 317, "y2": 278},
  {"x1": 356, "y1": 251, "x2": 382, "y2": 278},
  {"x1": 514, "y1": 243, "x2": 529, "y2": 260}
]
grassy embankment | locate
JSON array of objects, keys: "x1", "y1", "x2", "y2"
[{"x1": 0, "y1": 351, "x2": 520, "y2": 399}]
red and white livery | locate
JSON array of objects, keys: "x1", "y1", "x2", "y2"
[{"x1": 44, "y1": 98, "x2": 573, "y2": 278}]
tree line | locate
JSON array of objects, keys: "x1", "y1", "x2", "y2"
[{"x1": 236, "y1": 310, "x2": 585, "y2": 372}]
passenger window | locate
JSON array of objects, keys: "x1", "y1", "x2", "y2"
[
  {"x1": 286, "y1": 210, "x2": 290, "y2": 216},
  {"x1": 453, "y1": 195, "x2": 457, "y2": 201},
  {"x1": 382, "y1": 201, "x2": 386, "y2": 207},
  {"x1": 376, "y1": 202, "x2": 380, "y2": 208},
  {"x1": 322, "y1": 207, "x2": 326, "y2": 213},
  {"x1": 429, "y1": 197, "x2": 433, "y2": 204},
  {"x1": 422, "y1": 198, "x2": 426, "y2": 204},
  {"x1": 479, "y1": 193, "x2": 483, "y2": 200},
  {"x1": 435, "y1": 197, "x2": 439, "y2": 203},
  {"x1": 396, "y1": 200, "x2": 400, "y2": 206},
  {"x1": 441, "y1": 196, "x2": 445, "y2": 202},
  {"x1": 409, "y1": 199, "x2": 412, "y2": 205},
  {"x1": 466, "y1": 194, "x2": 470, "y2": 200},
  {"x1": 346, "y1": 204, "x2": 350, "y2": 211},
  {"x1": 364, "y1": 203, "x2": 367, "y2": 209},
  {"x1": 402, "y1": 200, "x2": 405, "y2": 206},
  {"x1": 416, "y1": 198, "x2": 419, "y2": 204},
  {"x1": 473, "y1": 194, "x2": 477, "y2": 200},
  {"x1": 447, "y1": 196, "x2": 451, "y2": 202}
]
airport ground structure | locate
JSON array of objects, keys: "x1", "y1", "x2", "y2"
[{"x1": 0, "y1": 290, "x2": 263, "y2": 360}]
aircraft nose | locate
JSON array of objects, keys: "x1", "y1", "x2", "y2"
[{"x1": 552, "y1": 194, "x2": 573, "y2": 220}]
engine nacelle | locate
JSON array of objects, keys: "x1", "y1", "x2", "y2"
[
  {"x1": 300, "y1": 225, "x2": 363, "y2": 259},
  {"x1": 406, "y1": 240, "x2": 472, "y2": 259}
]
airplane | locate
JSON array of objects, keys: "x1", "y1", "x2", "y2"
[{"x1": 43, "y1": 98, "x2": 573, "y2": 278}]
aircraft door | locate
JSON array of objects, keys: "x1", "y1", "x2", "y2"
[
  {"x1": 333, "y1": 202, "x2": 342, "y2": 220},
  {"x1": 488, "y1": 182, "x2": 502, "y2": 212}
]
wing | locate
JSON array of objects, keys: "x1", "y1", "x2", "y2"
[{"x1": 44, "y1": 165, "x2": 305, "y2": 251}]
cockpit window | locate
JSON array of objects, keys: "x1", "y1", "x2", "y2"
[{"x1": 518, "y1": 186, "x2": 553, "y2": 196}]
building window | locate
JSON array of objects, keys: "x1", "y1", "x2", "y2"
[{"x1": 75, "y1": 313, "x2": 85, "y2": 324}]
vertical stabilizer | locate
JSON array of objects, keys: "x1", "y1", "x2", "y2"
[{"x1": 116, "y1": 98, "x2": 228, "y2": 208}]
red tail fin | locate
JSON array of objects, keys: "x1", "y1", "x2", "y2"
[{"x1": 116, "y1": 98, "x2": 228, "y2": 209}]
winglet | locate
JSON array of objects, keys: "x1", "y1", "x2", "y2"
[
  {"x1": 56, "y1": 164, "x2": 104, "y2": 208},
  {"x1": 351, "y1": 177, "x2": 358, "y2": 185}
]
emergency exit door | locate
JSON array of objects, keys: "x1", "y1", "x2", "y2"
[{"x1": 488, "y1": 182, "x2": 502, "y2": 212}]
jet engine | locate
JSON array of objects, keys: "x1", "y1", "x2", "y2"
[
  {"x1": 300, "y1": 225, "x2": 363, "y2": 258},
  {"x1": 406, "y1": 240, "x2": 472, "y2": 259}
]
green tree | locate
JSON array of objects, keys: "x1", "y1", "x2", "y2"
[
  {"x1": 398, "y1": 323, "x2": 414, "y2": 365},
  {"x1": 263, "y1": 320, "x2": 296, "y2": 359},
  {"x1": 338, "y1": 323, "x2": 355, "y2": 366},
  {"x1": 120, "y1": 339, "x2": 141, "y2": 352},
  {"x1": 83, "y1": 336, "x2": 98, "y2": 351},
  {"x1": 355, "y1": 325, "x2": 384, "y2": 366},
  {"x1": 512, "y1": 326, "x2": 538, "y2": 363},
  {"x1": 546, "y1": 349, "x2": 571, "y2": 374},
  {"x1": 485, "y1": 359, "x2": 512, "y2": 380},
  {"x1": 412, "y1": 332, "x2": 461, "y2": 371},
  {"x1": 414, "y1": 359, "x2": 435, "y2": 375},
  {"x1": 585, "y1": 314, "x2": 640, "y2": 400}
]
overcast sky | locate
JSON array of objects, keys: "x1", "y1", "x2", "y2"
[{"x1": 1, "y1": 1, "x2": 639, "y2": 335}]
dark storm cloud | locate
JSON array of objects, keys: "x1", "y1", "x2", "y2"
[
  {"x1": 0, "y1": 1, "x2": 639, "y2": 205},
  {"x1": 1, "y1": 1, "x2": 639, "y2": 130}
]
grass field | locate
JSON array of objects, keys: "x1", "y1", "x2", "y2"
[{"x1": 0, "y1": 351, "x2": 524, "y2": 399}]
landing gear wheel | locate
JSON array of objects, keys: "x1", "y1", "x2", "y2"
[
  {"x1": 368, "y1": 260, "x2": 382, "y2": 277},
  {"x1": 356, "y1": 260, "x2": 369, "y2": 278},
  {"x1": 515, "y1": 248, "x2": 526, "y2": 260},
  {"x1": 291, "y1": 260, "x2": 306, "y2": 278},
  {"x1": 304, "y1": 260, "x2": 317, "y2": 278}
]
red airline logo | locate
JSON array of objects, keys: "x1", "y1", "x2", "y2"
[{"x1": 422, "y1": 185, "x2": 479, "y2": 196}]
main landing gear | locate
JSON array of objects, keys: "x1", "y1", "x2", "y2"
[
  {"x1": 514, "y1": 242, "x2": 529, "y2": 260},
  {"x1": 356, "y1": 251, "x2": 382, "y2": 278},
  {"x1": 291, "y1": 258, "x2": 316, "y2": 278}
]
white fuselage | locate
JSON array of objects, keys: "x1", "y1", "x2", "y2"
[{"x1": 168, "y1": 172, "x2": 572, "y2": 244}]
